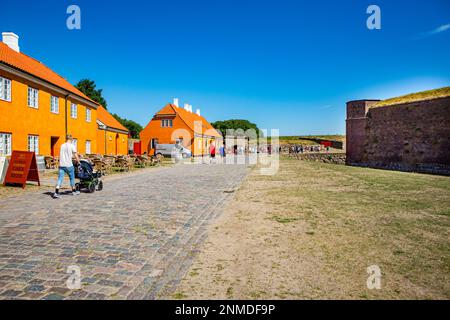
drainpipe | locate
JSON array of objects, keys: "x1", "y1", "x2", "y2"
[
  {"x1": 104, "y1": 128, "x2": 107, "y2": 155},
  {"x1": 64, "y1": 94, "x2": 70, "y2": 136}
]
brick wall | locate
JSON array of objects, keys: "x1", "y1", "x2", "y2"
[{"x1": 346, "y1": 97, "x2": 450, "y2": 175}]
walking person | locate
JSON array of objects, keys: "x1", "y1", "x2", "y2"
[
  {"x1": 53, "y1": 134, "x2": 80, "y2": 199},
  {"x1": 219, "y1": 143, "x2": 226, "y2": 163},
  {"x1": 209, "y1": 141, "x2": 216, "y2": 164}
]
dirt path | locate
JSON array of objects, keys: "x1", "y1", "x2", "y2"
[{"x1": 172, "y1": 158, "x2": 450, "y2": 300}]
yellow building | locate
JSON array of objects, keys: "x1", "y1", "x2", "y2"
[
  {"x1": 96, "y1": 106, "x2": 129, "y2": 155},
  {"x1": 0, "y1": 32, "x2": 99, "y2": 157}
]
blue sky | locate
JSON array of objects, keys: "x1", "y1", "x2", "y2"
[{"x1": 1, "y1": 0, "x2": 449, "y2": 135}]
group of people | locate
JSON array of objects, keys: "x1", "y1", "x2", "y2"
[
  {"x1": 208, "y1": 142, "x2": 226, "y2": 159},
  {"x1": 287, "y1": 144, "x2": 325, "y2": 154}
]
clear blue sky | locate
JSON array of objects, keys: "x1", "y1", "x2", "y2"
[{"x1": 1, "y1": 0, "x2": 449, "y2": 135}]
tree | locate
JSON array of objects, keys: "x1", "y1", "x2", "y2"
[
  {"x1": 75, "y1": 79, "x2": 108, "y2": 109},
  {"x1": 112, "y1": 114, "x2": 143, "y2": 139},
  {"x1": 211, "y1": 119, "x2": 263, "y2": 139}
]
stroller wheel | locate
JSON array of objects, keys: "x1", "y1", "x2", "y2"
[
  {"x1": 97, "y1": 180, "x2": 103, "y2": 191},
  {"x1": 88, "y1": 183, "x2": 96, "y2": 193},
  {"x1": 75, "y1": 183, "x2": 81, "y2": 192}
]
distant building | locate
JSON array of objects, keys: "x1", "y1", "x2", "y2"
[
  {"x1": 346, "y1": 87, "x2": 450, "y2": 175},
  {"x1": 96, "y1": 106, "x2": 129, "y2": 155},
  {"x1": 140, "y1": 99, "x2": 222, "y2": 156}
]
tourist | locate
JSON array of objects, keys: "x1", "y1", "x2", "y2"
[
  {"x1": 53, "y1": 134, "x2": 80, "y2": 199},
  {"x1": 219, "y1": 143, "x2": 226, "y2": 158},
  {"x1": 209, "y1": 141, "x2": 216, "y2": 163}
]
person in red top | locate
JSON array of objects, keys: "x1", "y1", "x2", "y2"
[{"x1": 209, "y1": 142, "x2": 216, "y2": 163}]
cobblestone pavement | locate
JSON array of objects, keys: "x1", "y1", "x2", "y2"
[{"x1": 0, "y1": 163, "x2": 249, "y2": 300}]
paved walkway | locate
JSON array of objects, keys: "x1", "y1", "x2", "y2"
[{"x1": 0, "y1": 163, "x2": 248, "y2": 299}]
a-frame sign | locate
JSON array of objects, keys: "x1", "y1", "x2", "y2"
[{"x1": 3, "y1": 151, "x2": 41, "y2": 189}]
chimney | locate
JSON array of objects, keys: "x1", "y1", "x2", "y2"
[
  {"x1": 184, "y1": 103, "x2": 190, "y2": 112},
  {"x1": 2, "y1": 32, "x2": 20, "y2": 52},
  {"x1": 173, "y1": 98, "x2": 179, "y2": 107},
  {"x1": 196, "y1": 109, "x2": 201, "y2": 116}
]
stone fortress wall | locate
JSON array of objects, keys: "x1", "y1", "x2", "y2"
[{"x1": 346, "y1": 96, "x2": 450, "y2": 175}]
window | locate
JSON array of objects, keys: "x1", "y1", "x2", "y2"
[
  {"x1": 50, "y1": 96, "x2": 59, "y2": 114},
  {"x1": 85, "y1": 140, "x2": 91, "y2": 154},
  {"x1": 71, "y1": 103, "x2": 77, "y2": 118},
  {"x1": 161, "y1": 119, "x2": 173, "y2": 128},
  {"x1": 72, "y1": 139, "x2": 78, "y2": 151},
  {"x1": 0, "y1": 77, "x2": 11, "y2": 102},
  {"x1": 28, "y1": 135, "x2": 39, "y2": 154},
  {"x1": 0, "y1": 133, "x2": 12, "y2": 156},
  {"x1": 85, "y1": 108, "x2": 91, "y2": 122},
  {"x1": 28, "y1": 87, "x2": 39, "y2": 108}
]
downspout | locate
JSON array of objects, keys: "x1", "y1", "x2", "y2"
[
  {"x1": 64, "y1": 94, "x2": 70, "y2": 136},
  {"x1": 104, "y1": 127, "x2": 107, "y2": 155}
]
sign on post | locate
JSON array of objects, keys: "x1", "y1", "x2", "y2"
[{"x1": 3, "y1": 151, "x2": 41, "y2": 189}]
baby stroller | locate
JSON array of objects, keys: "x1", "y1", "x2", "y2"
[{"x1": 74, "y1": 159, "x2": 103, "y2": 193}]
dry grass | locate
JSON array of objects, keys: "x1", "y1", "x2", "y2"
[
  {"x1": 174, "y1": 158, "x2": 450, "y2": 300},
  {"x1": 372, "y1": 86, "x2": 450, "y2": 108}
]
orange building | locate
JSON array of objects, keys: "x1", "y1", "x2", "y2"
[
  {"x1": 0, "y1": 32, "x2": 99, "y2": 156},
  {"x1": 96, "y1": 105, "x2": 129, "y2": 155},
  {"x1": 140, "y1": 100, "x2": 222, "y2": 156}
]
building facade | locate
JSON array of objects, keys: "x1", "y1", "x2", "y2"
[
  {"x1": 140, "y1": 100, "x2": 222, "y2": 156},
  {"x1": 0, "y1": 32, "x2": 99, "y2": 157},
  {"x1": 96, "y1": 106, "x2": 129, "y2": 155}
]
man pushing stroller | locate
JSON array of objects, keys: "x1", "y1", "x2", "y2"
[{"x1": 53, "y1": 134, "x2": 80, "y2": 199}]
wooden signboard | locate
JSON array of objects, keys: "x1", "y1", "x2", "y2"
[{"x1": 3, "y1": 151, "x2": 41, "y2": 189}]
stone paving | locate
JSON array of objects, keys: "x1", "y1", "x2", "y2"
[{"x1": 0, "y1": 163, "x2": 248, "y2": 299}]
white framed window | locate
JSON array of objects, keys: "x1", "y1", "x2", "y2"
[
  {"x1": 85, "y1": 140, "x2": 91, "y2": 154},
  {"x1": 161, "y1": 119, "x2": 173, "y2": 128},
  {"x1": 27, "y1": 135, "x2": 39, "y2": 154},
  {"x1": 72, "y1": 138, "x2": 78, "y2": 151},
  {"x1": 85, "y1": 108, "x2": 91, "y2": 122},
  {"x1": 71, "y1": 103, "x2": 77, "y2": 118},
  {"x1": 0, "y1": 76, "x2": 12, "y2": 102},
  {"x1": 27, "y1": 87, "x2": 39, "y2": 108},
  {"x1": 0, "y1": 133, "x2": 12, "y2": 156},
  {"x1": 50, "y1": 95, "x2": 59, "y2": 114}
]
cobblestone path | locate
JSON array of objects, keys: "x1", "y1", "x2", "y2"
[{"x1": 0, "y1": 163, "x2": 248, "y2": 299}]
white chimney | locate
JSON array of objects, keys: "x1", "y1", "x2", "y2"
[
  {"x1": 173, "y1": 98, "x2": 179, "y2": 107},
  {"x1": 196, "y1": 109, "x2": 201, "y2": 116},
  {"x1": 2, "y1": 32, "x2": 20, "y2": 53},
  {"x1": 184, "y1": 103, "x2": 190, "y2": 112}
]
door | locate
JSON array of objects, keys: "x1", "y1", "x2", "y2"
[
  {"x1": 115, "y1": 134, "x2": 119, "y2": 155},
  {"x1": 150, "y1": 138, "x2": 158, "y2": 155},
  {"x1": 51, "y1": 137, "x2": 59, "y2": 157}
]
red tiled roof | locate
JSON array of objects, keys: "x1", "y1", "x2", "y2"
[
  {"x1": 156, "y1": 104, "x2": 222, "y2": 137},
  {"x1": 97, "y1": 106, "x2": 129, "y2": 132},
  {"x1": 0, "y1": 42, "x2": 97, "y2": 105}
]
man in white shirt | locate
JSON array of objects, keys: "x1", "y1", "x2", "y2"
[{"x1": 53, "y1": 134, "x2": 80, "y2": 198}]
